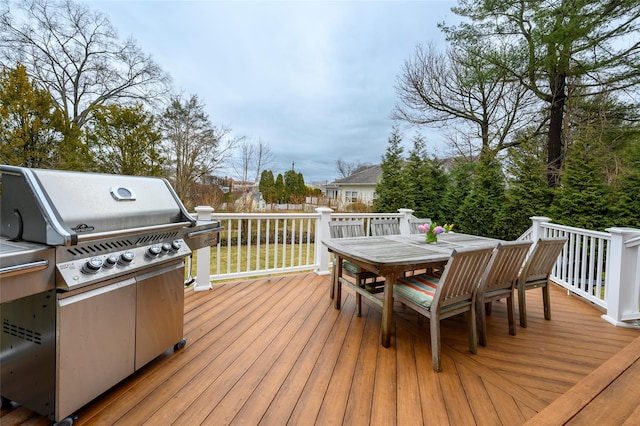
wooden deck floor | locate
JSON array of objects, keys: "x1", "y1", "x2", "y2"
[{"x1": 2, "y1": 272, "x2": 639, "y2": 425}]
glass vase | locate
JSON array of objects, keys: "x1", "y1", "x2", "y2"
[{"x1": 426, "y1": 231, "x2": 438, "y2": 244}]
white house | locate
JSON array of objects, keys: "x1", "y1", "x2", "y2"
[{"x1": 326, "y1": 165, "x2": 382, "y2": 208}]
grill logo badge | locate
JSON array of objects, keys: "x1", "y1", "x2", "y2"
[{"x1": 72, "y1": 223, "x2": 95, "y2": 232}]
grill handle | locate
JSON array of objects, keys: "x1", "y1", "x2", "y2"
[
  {"x1": 0, "y1": 259, "x2": 49, "y2": 279},
  {"x1": 75, "y1": 221, "x2": 194, "y2": 243}
]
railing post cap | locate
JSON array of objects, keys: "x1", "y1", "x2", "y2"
[
  {"x1": 606, "y1": 227, "x2": 640, "y2": 235},
  {"x1": 195, "y1": 205, "x2": 214, "y2": 213},
  {"x1": 316, "y1": 207, "x2": 333, "y2": 213},
  {"x1": 398, "y1": 208, "x2": 414, "y2": 214},
  {"x1": 530, "y1": 216, "x2": 551, "y2": 222}
]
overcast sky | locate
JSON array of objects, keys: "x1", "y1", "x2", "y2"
[{"x1": 87, "y1": 0, "x2": 458, "y2": 183}]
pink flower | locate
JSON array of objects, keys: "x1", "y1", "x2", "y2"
[
  {"x1": 433, "y1": 226, "x2": 445, "y2": 235},
  {"x1": 417, "y1": 224, "x2": 430, "y2": 233}
]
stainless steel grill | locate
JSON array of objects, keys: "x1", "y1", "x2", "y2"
[{"x1": 0, "y1": 166, "x2": 222, "y2": 424}]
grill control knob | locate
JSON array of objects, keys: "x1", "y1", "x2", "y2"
[
  {"x1": 104, "y1": 254, "x2": 119, "y2": 268},
  {"x1": 171, "y1": 240, "x2": 182, "y2": 251},
  {"x1": 146, "y1": 245, "x2": 162, "y2": 258},
  {"x1": 162, "y1": 242, "x2": 172, "y2": 252},
  {"x1": 82, "y1": 257, "x2": 103, "y2": 274},
  {"x1": 118, "y1": 251, "x2": 135, "y2": 265}
]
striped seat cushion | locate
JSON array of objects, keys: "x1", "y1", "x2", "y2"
[{"x1": 394, "y1": 273, "x2": 440, "y2": 308}]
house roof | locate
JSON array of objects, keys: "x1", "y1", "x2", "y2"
[{"x1": 332, "y1": 165, "x2": 382, "y2": 185}]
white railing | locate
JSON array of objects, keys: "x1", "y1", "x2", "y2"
[
  {"x1": 204, "y1": 211, "x2": 318, "y2": 282},
  {"x1": 520, "y1": 217, "x2": 640, "y2": 327},
  {"x1": 521, "y1": 217, "x2": 610, "y2": 308},
  {"x1": 192, "y1": 209, "x2": 640, "y2": 329}
]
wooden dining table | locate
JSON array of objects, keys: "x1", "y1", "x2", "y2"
[{"x1": 322, "y1": 232, "x2": 499, "y2": 347}]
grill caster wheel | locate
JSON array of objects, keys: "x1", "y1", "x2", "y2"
[
  {"x1": 54, "y1": 414, "x2": 77, "y2": 425},
  {"x1": 174, "y1": 338, "x2": 187, "y2": 351},
  {"x1": 1, "y1": 396, "x2": 12, "y2": 409}
]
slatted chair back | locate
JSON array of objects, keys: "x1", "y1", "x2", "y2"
[
  {"x1": 329, "y1": 220, "x2": 365, "y2": 238},
  {"x1": 480, "y1": 241, "x2": 533, "y2": 296},
  {"x1": 408, "y1": 218, "x2": 431, "y2": 234},
  {"x1": 476, "y1": 240, "x2": 533, "y2": 346},
  {"x1": 431, "y1": 246, "x2": 496, "y2": 313},
  {"x1": 328, "y1": 219, "x2": 380, "y2": 313},
  {"x1": 517, "y1": 237, "x2": 567, "y2": 327},
  {"x1": 370, "y1": 218, "x2": 400, "y2": 236},
  {"x1": 519, "y1": 238, "x2": 567, "y2": 286},
  {"x1": 393, "y1": 245, "x2": 495, "y2": 371}
]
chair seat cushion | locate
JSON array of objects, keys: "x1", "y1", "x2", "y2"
[{"x1": 394, "y1": 273, "x2": 439, "y2": 308}]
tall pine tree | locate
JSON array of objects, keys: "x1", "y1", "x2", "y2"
[
  {"x1": 612, "y1": 139, "x2": 640, "y2": 228},
  {"x1": 374, "y1": 126, "x2": 407, "y2": 213},
  {"x1": 503, "y1": 135, "x2": 553, "y2": 239},
  {"x1": 440, "y1": 160, "x2": 475, "y2": 229},
  {"x1": 458, "y1": 153, "x2": 508, "y2": 239},
  {"x1": 549, "y1": 136, "x2": 611, "y2": 230},
  {"x1": 403, "y1": 133, "x2": 448, "y2": 220}
]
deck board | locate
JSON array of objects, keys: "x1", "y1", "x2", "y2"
[
  {"x1": 526, "y1": 331, "x2": 640, "y2": 425},
  {"x1": 2, "y1": 272, "x2": 639, "y2": 425}
]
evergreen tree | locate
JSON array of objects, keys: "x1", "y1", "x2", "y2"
[
  {"x1": 458, "y1": 153, "x2": 508, "y2": 239},
  {"x1": 503, "y1": 135, "x2": 553, "y2": 239},
  {"x1": 85, "y1": 103, "x2": 164, "y2": 176},
  {"x1": 423, "y1": 157, "x2": 449, "y2": 222},
  {"x1": 403, "y1": 134, "x2": 422, "y2": 213},
  {"x1": 0, "y1": 64, "x2": 64, "y2": 168},
  {"x1": 374, "y1": 126, "x2": 407, "y2": 213},
  {"x1": 549, "y1": 93, "x2": 634, "y2": 230},
  {"x1": 549, "y1": 136, "x2": 611, "y2": 230},
  {"x1": 274, "y1": 173, "x2": 285, "y2": 203},
  {"x1": 612, "y1": 139, "x2": 640, "y2": 228},
  {"x1": 283, "y1": 170, "x2": 306, "y2": 203},
  {"x1": 259, "y1": 170, "x2": 276, "y2": 203},
  {"x1": 403, "y1": 133, "x2": 448, "y2": 220},
  {"x1": 440, "y1": 160, "x2": 475, "y2": 228}
]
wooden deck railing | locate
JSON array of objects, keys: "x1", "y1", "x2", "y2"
[{"x1": 192, "y1": 208, "x2": 640, "y2": 329}]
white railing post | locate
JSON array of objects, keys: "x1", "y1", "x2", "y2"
[
  {"x1": 602, "y1": 227, "x2": 640, "y2": 328},
  {"x1": 530, "y1": 216, "x2": 551, "y2": 242},
  {"x1": 398, "y1": 208, "x2": 414, "y2": 235},
  {"x1": 315, "y1": 207, "x2": 333, "y2": 276},
  {"x1": 193, "y1": 206, "x2": 214, "y2": 291}
]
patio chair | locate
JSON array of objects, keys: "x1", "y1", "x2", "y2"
[
  {"x1": 393, "y1": 245, "x2": 495, "y2": 372},
  {"x1": 408, "y1": 218, "x2": 431, "y2": 234},
  {"x1": 370, "y1": 218, "x2": 400, "y2": 236},
  {"x1": 476, "y1": 240, "x2": 533, "y2": 347},
  {"x1": 328, "y1": 220, "x2": 381, "y2": 301},
  {"x1": 517, "y1": 237, "x2": 568, "y2": 328}
]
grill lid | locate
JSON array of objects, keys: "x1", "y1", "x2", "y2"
[{"x1": 1, "y1": 166, "x2": 196, "y2": 246}]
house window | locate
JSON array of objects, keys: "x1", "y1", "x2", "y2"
[{"x1": 345, "y1": 191, "x2": 358, "y2": 202}]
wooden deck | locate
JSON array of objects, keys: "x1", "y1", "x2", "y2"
[{"x1": 2, "y1": 272, "x2": 639, "y2": 425}]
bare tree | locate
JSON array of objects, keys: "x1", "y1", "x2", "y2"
[
  {"x1": 335, "y1": 159, "x2": 368, "y2": 178},
  {"x1": 393, "y1": 43, "x2": 540, "y2": 159},
  {"x1": 230, "y1": 138, "x2": 273, "y2": 211},
  {"x1": 160, "y1": 94, "x2": 237, "y2": 206},
  {"x1": 0, "y1": 0, "x2": 171, "y2": 130},
  {"x1": 233, "y1": 138, "x2": 274, "y2": 184}
]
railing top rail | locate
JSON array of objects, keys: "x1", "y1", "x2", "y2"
[
  {"x1": 331, "y1": 213, "x2": 403, "y2": 219},
  {"x1": 541, "y1": 222, "x2": 610, "y2": 239},
  {"x1": 625, "y1": 235, "x2": 640, "y2": 248},
  {"x1": 209, "y1": 212, "x2": 319, "y2": 220}
]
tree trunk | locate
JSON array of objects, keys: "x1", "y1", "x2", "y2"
[{"x1": 547, "y1": 73, "x2": 567, "y2": 190}]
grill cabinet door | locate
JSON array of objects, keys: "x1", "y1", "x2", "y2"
[
  {"x1": 135, "y1": 261, "x2": 185, "y2": 369},
  {"x1": 56, "y1": 278, "x2": 136, "y2": 422}
]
